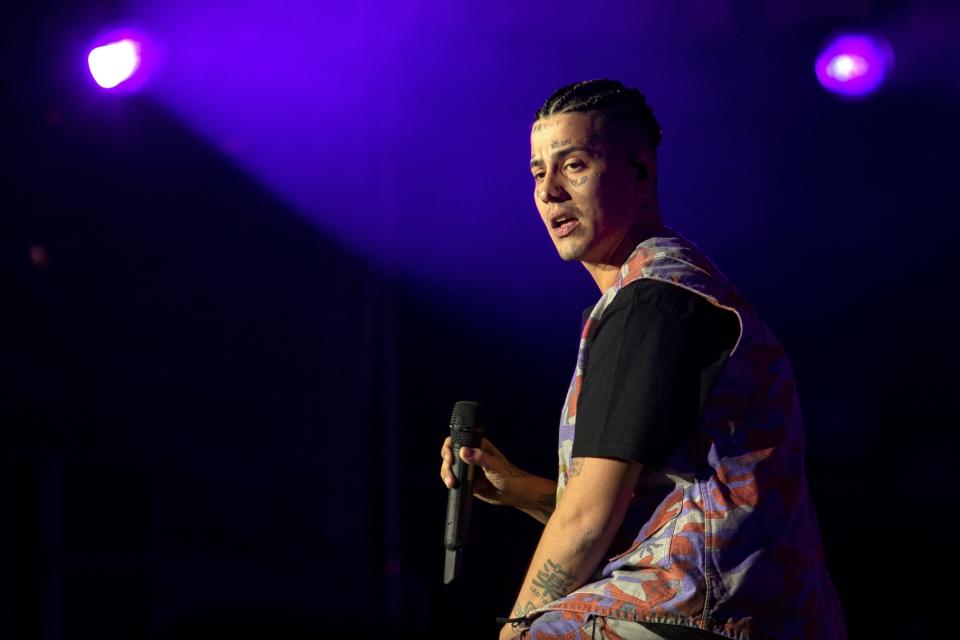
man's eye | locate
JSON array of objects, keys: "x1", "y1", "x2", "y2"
[
  {"x1": 564, "y1": 161, "x2": 584, "y2": 171},
  {"x1": 533, "y1": 172, "x2": 545, "y2": 182}
]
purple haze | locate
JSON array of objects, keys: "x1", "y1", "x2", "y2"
[
  {"x1": 116, "y1": 0, "x2": 953, "y2": 343},
  {"x1": 127, "y1": 1, "x2": 727, "y2": 327}
]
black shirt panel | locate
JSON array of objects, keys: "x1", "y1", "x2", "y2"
[{"x1": 570, "y1": 279, "x2": 740, "y2": 469}]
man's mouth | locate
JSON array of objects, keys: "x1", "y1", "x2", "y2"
[{"x1": 552, "y1": 214, "x2": 580, "y2": 238}]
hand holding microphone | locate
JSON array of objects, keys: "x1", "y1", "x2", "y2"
[
  {"x1": 441, "y1": 401, "x2": 531, "y2": 583},
  {"x1": 440, "y1": 434, "x2": 527, "y2": 507},
  {"x1": 442, "y1": 401, "x2": 483, "y2": 584}
]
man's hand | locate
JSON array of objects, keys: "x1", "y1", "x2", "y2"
[
  {"x1": 439, "y1": 436, "x2": 529, "y2": 506},
  {"x1": 439, "y1": 436, "x2": 558, "y2": 523}
]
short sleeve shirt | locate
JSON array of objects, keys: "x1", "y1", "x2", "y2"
[{"x1": 571, "y1": 279, "x2": 740, "y2": 469}]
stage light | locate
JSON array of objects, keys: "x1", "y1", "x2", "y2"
[
  {"x1": 815, "y1": 33, "x2": 893, "y2": 99},
  {"x1": 88, "y1": 39, "x2": 142, "y2": 89}
]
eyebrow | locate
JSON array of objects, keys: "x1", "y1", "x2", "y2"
[{"x1": 529, "y1": 145, "x2": 594, "y2": 169}]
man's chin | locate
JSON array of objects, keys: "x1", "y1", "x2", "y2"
[
  {"x1": 552, "y1": 235, "x2": 584, "y2": 261},
  {"x1": 556, "y1": 248, "x2": 586, "y2": 262}
]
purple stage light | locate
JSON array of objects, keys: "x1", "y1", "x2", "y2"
[
  {"x1": 815, "y1": 33, "x2": 893, "y2": 98},
  {"x1": 88, "y1": 39, "x2": 142, "y2": 89},
  {"x1": 87, "y1": 28, "x2": 161, "y2": 92}
]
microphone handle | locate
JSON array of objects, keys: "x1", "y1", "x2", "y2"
[
  {"x1": 444, "y1": 401, "x2": 483, "y2": 584},
  {"x1": 445, "y1": 440, "x2": 476, "y2": 549}
]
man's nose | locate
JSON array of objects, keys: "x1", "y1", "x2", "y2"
[{"x1": 539, "y1": 171, "x2": 570, "y2": 204}]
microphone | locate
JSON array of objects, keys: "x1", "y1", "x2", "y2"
[{"x1": 443, "y1": 400, "x2": 484, "y2": 585}]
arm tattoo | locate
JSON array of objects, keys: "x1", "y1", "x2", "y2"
[
  {"x1": 511, "y1": 600, "x2": 537, "y2": 619},
  {"x1": 530, "y1": 559, "x2": 577, "y2": 601},
  {"x1": 536, "y1": 492, "x2": 556, "y2": 518},
  {"x1": 567, "y1": 458, "x2": 585, "y2": 477}
]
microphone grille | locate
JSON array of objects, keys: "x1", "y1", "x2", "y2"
[{"x1": 449, "y1": 401, "x2": 484, "y2": 446}]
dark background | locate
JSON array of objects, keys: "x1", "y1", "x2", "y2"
[{"x1": 3, "y1": 0, "x2": 958, "y2": 637}]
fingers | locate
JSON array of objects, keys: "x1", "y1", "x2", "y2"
[
  {"x1": 440, "y1": 436, "x2": 503, "y2": 488},
  {"x1": 461, "y1": 438, "x2": 501, "y2": 468},
  {"x1": 440, "y1": 447, "x2": 483, "y2": 488},
  {"x1": 439, "y1": 459, "x2": 452, "y2": 489},
  {"x1": 461, "y1": 435, "x2": 498, "y2": 463},
  {"x1": 440, "y1": 436, "x2": 454, "y2": 488},
  {"x1": 439, "y1": 446, "x2": 481, "y2": 489},
  {"x1": 459, "y1": 446, "x2": 480, "y2": 465}
]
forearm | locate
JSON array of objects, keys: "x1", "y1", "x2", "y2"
[
  {"x1": 508, "y1": 508, "x2": 614, "y2": 620},
  {"x1": 512, "y1": 474, "x2": 558, "y2": 525},
  {"x1": 505, "y1": 456, "x2": 642, "y2": 633}
]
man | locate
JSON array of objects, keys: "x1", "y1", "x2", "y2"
[{"x1": 439, "y1": 80, "x2": 845, "y2": 639}]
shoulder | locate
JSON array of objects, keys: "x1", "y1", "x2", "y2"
[
  {"x1": 610, "y1": 278, "x2": 716, "y2": 321},
  {"x1": 596, "y1": 279, "x2": 740, "y2": 355}
]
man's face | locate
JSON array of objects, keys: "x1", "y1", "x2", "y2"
[{"x1": 529, "y1": 112, "x2": 647, "y2": 264}]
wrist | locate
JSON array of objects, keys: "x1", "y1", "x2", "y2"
[
  {"x1": 499, "y1": 621, "x2": 526, "y2": 640},
  {"x1": 514, "y1": 475, "x2": 558, "y2": 517}
]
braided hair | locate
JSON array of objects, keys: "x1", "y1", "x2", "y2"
[{"x1": 534, "y1": 79, "x2": 662, "y2": 149}]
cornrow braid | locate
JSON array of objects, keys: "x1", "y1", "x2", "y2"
[{"x1": 535, "y1": 79, "x2": 662, "y2": 148}]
